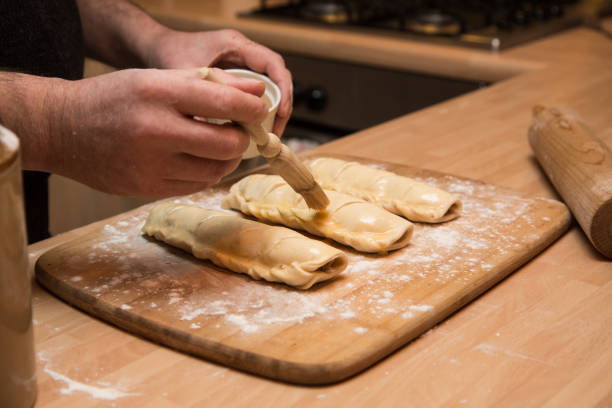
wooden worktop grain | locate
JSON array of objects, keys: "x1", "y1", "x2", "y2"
[{"x1": 29, "y1": 3, "x2": 612, "y2": 406}]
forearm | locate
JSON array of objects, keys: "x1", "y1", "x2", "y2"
[
  {"x1": 75, "y1": 0, "x2": 168, "y2": 68},
  {"x1": 0, "y1": 72, "x2": 66, "y2": 172}
]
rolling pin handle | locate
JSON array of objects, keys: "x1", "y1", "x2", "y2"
[{"x1": 529, "y1": 105, "x2": 612, "y2": 259}]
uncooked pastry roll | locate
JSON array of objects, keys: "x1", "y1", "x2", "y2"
[
  {"x1": 305, "y1": 157, "x2": 461, "y2": 223},
  {"x1": 222, "y1": 174, "x2": 413, "y2": 253},
  {"x1": 142, "y1": 203, "x2": 347, "y2": 289}
]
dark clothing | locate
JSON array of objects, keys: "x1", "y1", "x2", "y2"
[
  {"x1": 0, "y1": 0, "x2": 84, "y2": 79},
  {"x1": 22, "y1": 171, "x2": 50, "y2": 243},
  {"x1": 0, "y1": 0, "x2": 85, "y2": 243}
]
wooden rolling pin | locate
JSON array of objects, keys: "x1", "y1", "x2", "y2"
[
  {"x1": 528, "y1": 105, "x2": 612, "y2": 259},
  {"x1": 197, "y1": 67, "x2": 329, "y2": 210}
]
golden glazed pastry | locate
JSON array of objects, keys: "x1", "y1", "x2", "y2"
[
  {"x1": 142, "y1": 203, "x2": 347, "y2": 289},
  {"x1": 304, "y1": 157, "x2": 462, "y2": 223},
  {"x1": 222, "y1": 174, "x2": 413, "y2": 253}
]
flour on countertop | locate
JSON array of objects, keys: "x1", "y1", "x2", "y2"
[
  {"x1": 473, "y1": 343, "x2": 553, "y2": 366},
  {"x1": 64, "y1": 175, "x2": 557, "y2": 335},
  {"x1": 38, "y1": 352, "x2": 140, "y2": 401},
  {"x1": 44, "y1": 368, "x2": 140, "y2": 400}
]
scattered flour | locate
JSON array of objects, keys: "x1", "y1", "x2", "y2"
[
  {"x1": 44, "y1": 368, "x2": 140, "y2": 400},
  {"x1": 68, "y1": 175, "x2": 554, "y2": 337},
  {"x1": 39, "y1": 352, "x2": 139, "y2": 401},
  {"x1": 354, "y1": 327, "x2": 368, "y2": 334},
  {"x1": 167, "y1": 297, "x2": 181, "y2": 305},
  {"x1": 225, "y1": 314, "x2": 259, "y2": 334},
  {"x1": 473, "y1": 343, "x2": 552, "y2": 366},
  {"x1": 401, "y1": 304, "x2": 434, "y2": 319},
  {"x1": 180, "y1": 300, "x2": 234, "y2": 320},
  {"x1": 409, "y1": 305, "x2": 434, "y2": 313}
]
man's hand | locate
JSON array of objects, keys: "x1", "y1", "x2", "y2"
[
  {"x1": 4, "y1": 68, "x2": 267, "y2": 199},
  {"x1": 75, "y1": 1, "x2": 292, "y2": 137},
  {"x1": 147, "y1": 29, "x2": 293, "y2": 137}
]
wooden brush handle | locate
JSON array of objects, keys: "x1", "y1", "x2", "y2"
[
  {"x1": 528, "y1": 105, "x2": 612, "y2": 259},
  {"x1": 241, "y1": 123, "x2": 281, "y2": 157}
]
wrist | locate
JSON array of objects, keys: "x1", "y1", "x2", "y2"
[
  {"x1": 140, "y1": 27, "x2": 185, "y2": 68},
  {"x1": 76, "y1": 0, "x2": 173, "y2": 69},
  {"x1": 0, "y1": 72, "x2": 70, "y2": 173}
]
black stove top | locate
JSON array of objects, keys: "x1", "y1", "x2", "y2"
[{"x1": 240, "y1": 0, "x2": 596, "y2": 50}]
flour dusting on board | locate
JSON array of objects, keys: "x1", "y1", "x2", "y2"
[{"x1": 63, "y1": 173, "x2": 561, "y2": 335}]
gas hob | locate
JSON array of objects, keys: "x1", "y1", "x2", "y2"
[{"x1": 240, "y1": 0, "x2": 602, "y2": 50}]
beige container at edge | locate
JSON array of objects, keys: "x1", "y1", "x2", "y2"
[{"x1": 0, "y1": 125, "x2": 37, "y2": 407}]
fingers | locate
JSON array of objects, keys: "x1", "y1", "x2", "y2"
[
  {"x1": 210, "y1": 68, "x2": 265, "y2": 97},
  {"x1": 134, "y1": 105, "x2": 250, "y2": 160},
  {"x1": 171, "y1": 115, "x2": 251, "y2": 160},
  {"x1": 268, "y1": 62, "x2": 292, "y2": 137},
  {"x1": 59, "y1": 68, "x2": 257, "y2": 201},
  {"x1": 140, "y1": 155, "x2": 242, "y2": 199},
  {"x1": 199, "y1": 67, "x2": 290, "y2": 136},
  {"x1": 163, "y1": 153, "x2": 241, "y2": 184},
  {"x1": 209, "y1": 31, "x2": 294, "y2": 137},
  {"x1": 169, "y1": 69, "x2": 268, "y2": 125},
  {"x1": 141, "y1": 180, "x2": 216, "y2": 199},
  {"x1": 237, "y1": 48, "x2": 293, "y2": 136},
  {"x1": 257, "y1": 58, "x2": 292, "y2": 136},
  {"x1": 272, "y1": 108, "x2": 290, "y2": 137}
]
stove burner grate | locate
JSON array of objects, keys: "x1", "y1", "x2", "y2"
[{"x1": 243, "y1": 0, "x2": 592, "y2": 50}]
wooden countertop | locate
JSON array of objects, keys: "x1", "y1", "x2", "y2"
[{"x1": 29, "y1": 3, "x2": 612, "y2": 406}]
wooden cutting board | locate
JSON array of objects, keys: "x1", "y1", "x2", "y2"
[{"x1": 36, "y1": 154, "x2": 571, "y2": 384}]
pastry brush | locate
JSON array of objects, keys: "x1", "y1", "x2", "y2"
[{"x1": 197, "y1": 67, "x2": 329, "y2": 210}]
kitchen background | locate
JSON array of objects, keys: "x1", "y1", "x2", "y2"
[{"x1": 49, "y1": 0, "x2": 610, "y2": 234}]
